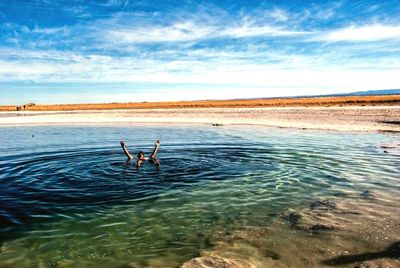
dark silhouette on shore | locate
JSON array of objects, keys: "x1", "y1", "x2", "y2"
[{"x1": 321, "y1": 241, "x2": 400, "y2": 266}]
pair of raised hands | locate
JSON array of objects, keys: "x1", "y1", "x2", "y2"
[{"x1": 120, "y1": 140, "x2": 160, "y2": 147}]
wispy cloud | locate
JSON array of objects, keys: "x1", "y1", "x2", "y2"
[
  {"x1": 0, "y1": 0, "x2": 399, "y2": 104},
  {"x1": 313, "y1": 24, "x2": 400, "y2": 42},
  {"x1": 107, "y1": 22, "x2": 214, "y2": 43},
  {"x1": 220, "y1": 24, "x2": 308, "y2": 38},
  {"x1": 268, "y1": 8, "x2": 289, "y2": 22},
  {"x1": 105, "y1": 20, "x2": 309, "y2": 44},
  {"x1": 1, "y1": 43, "x2": 399, "y2": 85},
  {"x1": 102, "y1": 0, "x2": 130, "y2": 7},
  {"x1": 1, "y1": 23, "x2": 70, "y2": 40}
]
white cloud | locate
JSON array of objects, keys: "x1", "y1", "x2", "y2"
[
  {"x1": 1, "y1": 46, "x2": 399, "y2": 99},
  {"x1": 2, "y1": 23, "x2": 68, "y2": 35},
  {"x1": 106, "y1": 20, "x2": 309, "y2": 44},
  {"x1": 220, "y1": 24, "x2": 308, "y2": 38},
  {"x1": 314, "y1": 24, "x2": 400, "y2": 42},
  {"x1": 268, "y1": 8, "x2": 289, "y2": 22},
  {"x1": 313, "y1": 6, "x2": 337, "y2": 20},
  {"x1": 3, "y1": 68, "x2": 399, "y2": 104},
  {"x1": 30, "y1": 26, "x2": 68, "y2": 35},
  {"x1": 102, "y1": 0, "x2": 129, "y2": 7},
  {"x1": 108, "y1": 22, "x2": 215, "y2": 43}
]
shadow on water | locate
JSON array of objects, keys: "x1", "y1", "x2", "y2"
[{"x1": 321, "y1": 241, "x2": 400, "y2": 266}]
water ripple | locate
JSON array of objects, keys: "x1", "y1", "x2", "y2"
[{"x1": 0, "y1": 126, "x2": 399, "y2": 267}]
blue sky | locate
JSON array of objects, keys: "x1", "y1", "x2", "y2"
[{"x1": 1, "y1": 0, "x2": 400, "y2": 104}]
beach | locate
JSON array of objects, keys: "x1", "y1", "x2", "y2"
[{"x1": 1, "y1": 106, "x2": 399, "y2": 132}]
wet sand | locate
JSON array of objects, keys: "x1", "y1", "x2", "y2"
[{"x1": 1, "y1": 106, "x2": 400, "y2": 132}]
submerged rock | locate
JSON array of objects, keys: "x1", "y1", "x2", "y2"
[
  {"x1": 181, "y1": 255, "x2": 255, "y2": 268},
  {"x1": 283, "y1": 199, "x2": 343, "y2": 232},
  {"x1": 283, "y1": 208, "x2": 337, "y2": 232},
  {"x1": 260, "y1": 249, "x2": 280, "y2": 260},
  {"x1": 285, "y1": 211, "x2": 302, "y2": 228},
  {"x1": 182, "y1": 228, "x2": 280, "y2": 267},
  {"x1": 310, "y1": 199, "x2": 337, "y2": 210},
  {"x1": 309, "y1": 224, "x2": 335, "y2": 231}
]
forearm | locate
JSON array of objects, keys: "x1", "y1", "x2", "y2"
[
  {"x1": 121, "y1": 144, "x2": 133, "y2": 160},
  {"x1": 150, "y1": 145, "x2": 159, "y2": 158}
]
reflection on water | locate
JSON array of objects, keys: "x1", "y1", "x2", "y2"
[{"x1": 0, "y1": 125, "x2": 399, "y2": 267}]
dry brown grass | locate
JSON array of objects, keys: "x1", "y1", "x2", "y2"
[
  {"x1": 1, "y1": 95, "x2": 400, "y2": 112},
  {"x1": 0, "y1": 106, "x2": 18, "y2": 111}
]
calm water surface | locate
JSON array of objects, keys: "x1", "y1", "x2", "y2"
[{"x1": 0, "y1": 125, "x2": 399, "y2": 267}]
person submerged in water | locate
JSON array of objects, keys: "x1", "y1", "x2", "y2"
[{"x1": 120, "y1": 140, "x2": 160, "y2": 167}]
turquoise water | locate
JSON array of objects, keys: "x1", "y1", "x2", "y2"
[{"x1": 0, "y1": 125, "x2": 399, "y2": 267}]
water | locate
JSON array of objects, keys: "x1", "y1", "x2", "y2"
[{"x1": 0, "y1": 124, "x2": 399, "y2": 267}]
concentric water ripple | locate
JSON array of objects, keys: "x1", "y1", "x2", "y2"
[{"x1": 0, "y1": 125, "x2": 399, "y2": 267}]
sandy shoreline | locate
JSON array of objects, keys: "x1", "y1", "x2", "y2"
[{"x1": 1, "y1": 106, "x2": 400, "y2": 132}]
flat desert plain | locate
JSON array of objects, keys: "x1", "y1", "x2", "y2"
[{"x1": 1, "y1": 95, "x2": 399, "y2": 132}]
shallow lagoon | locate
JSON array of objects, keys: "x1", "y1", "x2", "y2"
[{"x1": 0, "y1": 125, "x2": 399, "y2": 267}]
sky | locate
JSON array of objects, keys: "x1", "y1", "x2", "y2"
[{"x1": 0, "y1": 0, "x2": 400, "y2": 104}]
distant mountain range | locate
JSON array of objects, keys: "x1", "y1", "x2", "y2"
[
  {"x1": 227, "y1": 89, "x2": 400, "y2": 102},
  {"x1": 331, "y1": 89, "x2": 400, "y2": 97},
  {"x1": 257, "y1": 89, "x2": 400, "y2": 100},
  {"x1": 289, "y1": 89, "x2": 400, "y2": 99}
]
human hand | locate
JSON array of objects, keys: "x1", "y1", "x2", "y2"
[{"x1": 120, "y1": 141, "x2": 125, "y2": 147}]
